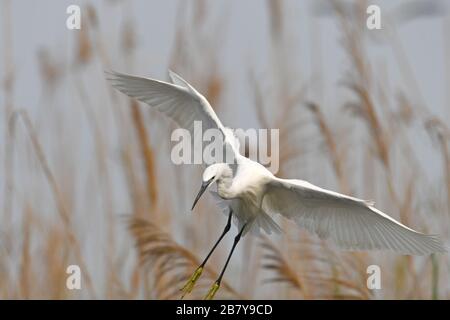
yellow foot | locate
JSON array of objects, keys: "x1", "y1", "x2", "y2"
[
  {"x1": 180, "y1": 267, "x2": 203, "y2": 299},
  {"x1": 204, "y1": 281, "x2": 220, "y2": 300}
]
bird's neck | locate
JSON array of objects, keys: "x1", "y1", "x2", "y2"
[{"x1": 217, "y1": 176, "x2": 236, "y2": 199}]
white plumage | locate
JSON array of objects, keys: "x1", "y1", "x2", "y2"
[
  {"x1": 107, "y1": 70, "x2": 240, "y2": 163},
  {"x1": 265, "y1": 178, "x2": 444, "y2": 255},
  {"x1": 107, "y1": 70, "x2": 446, "y2": 256}
]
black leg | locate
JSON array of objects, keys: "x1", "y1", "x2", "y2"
[
  {"x1": 180, "y1": 209, "x2": 233, "y2": 298},
  {"x1": 200, "y1": 209, "x2": 233, "y2": 267},
  {"x1": 216, "y1": 222, "x2": 246, "y2": 284},
  {"x1": 204, "y1": 222, "x2": 247, "y2": 299}
]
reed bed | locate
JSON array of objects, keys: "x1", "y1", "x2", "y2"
[{"x1": 0, "y1": 0, "x2": 448, "y2": 299}]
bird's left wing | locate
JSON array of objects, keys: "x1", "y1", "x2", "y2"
[
  {"x1": 263, "y1": 177, "x2": 446, "y2": 255},
  {"x1": 106, "y1": 70, "x2": 240, "y2": 164}
]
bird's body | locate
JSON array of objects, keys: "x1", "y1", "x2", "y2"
[
  {"x1": 213, "y1": 158, "x2": 279, "y2": 236},
  {"x1": 107, "y1": 69, "x2": 446, "y2": 299},
  {"x1": 207, "y1": 158, "x2": 445, "y2": 255}
]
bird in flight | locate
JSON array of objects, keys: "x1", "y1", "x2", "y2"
[{"x1": 107, "y1": 70, "x2": 446, "y2": 300}]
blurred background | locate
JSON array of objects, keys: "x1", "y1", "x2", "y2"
[{"x1": 0, "y1": 0, "x2": 449, "y2": 299}]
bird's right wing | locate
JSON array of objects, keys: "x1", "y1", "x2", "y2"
[
  {"x1": 263, "y1": 177, "x2": 446, "y2": 255},
  {"x1": 106, "y1": 70, "x2": 240, "y2": 164}
]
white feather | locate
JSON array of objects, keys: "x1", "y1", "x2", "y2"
[
  {"x1": 106, "y1": 70, "x2": 239, "y2": 162},
  {"x1": 263, "y1": 178, "x2": 446, "y2": 255}
]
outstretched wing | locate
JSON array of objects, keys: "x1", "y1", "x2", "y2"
[
  {"x1": 106, "y1": 70, "x2": 240, "y2": 164},
  {"x1": 263, "y1": 178, "x2": 446, "y2": 255}
]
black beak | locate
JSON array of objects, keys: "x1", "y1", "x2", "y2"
[{"x1": 191, "y1": 178, "x2": 214, "y2": 210}]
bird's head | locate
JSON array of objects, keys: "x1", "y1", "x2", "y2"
[{"x1": 191, "y1": 163, "x2": 232, "y2": 210}]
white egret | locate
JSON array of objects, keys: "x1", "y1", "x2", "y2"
[{"x1": 107, "y1": 70, "x2": 446, "y2": 300}]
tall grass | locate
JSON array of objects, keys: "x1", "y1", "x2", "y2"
[{"x1": 0, "y1": 0, "x2": 448, "y2": 299}]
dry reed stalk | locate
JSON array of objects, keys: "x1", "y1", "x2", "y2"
[
  {"x1": 345, "y1": 83, "x2": 390, "y2": 170},
  {"x1": 267, "y1": 0, "x2": 283, "y2": 41},
  {"x1": 240, "y1": 235, "x2": 261, "y2": 298},
  {"x1": 431, "y1": 254, "x2": 439, "y2": 300},
  {"x1": 334, "y1": 2, "x2": 403, "y2": 211},
  {"x1": 388, "y1": 22, "x2": 431, "y2": 118},
  {"x1": 249, "y1": 71, "x2": 270, "y2": 130},
  {"x1": 130, "y1": 100, "x2": 158, "y2": 212},
  {"x1": 399, "y1": 179, "x2": 415, "y2": 227},
  {"x1": 169, "y1": 0, "x2": 224, "y2": 108},
  {"x1": 37, "y1": 49, "x2": 62, "y2": 91},
  {"x1": 128, "y1": 217, "x2": 243, "y2": 299},
  {"x1": 122, "y1": 145, "x2": 148, "y2": 218},
  {"x1": 121, "y1": 19, "x2": 136, "y2": 57},
  {"x1": 72, "y1": 72, "x2": 120, "y2": 297},
  {"x1": 306, "y1": 102, "x2": 349, "y2": 193},
  {"x1": 2, "y1": 0, "x2": 15, "y2": 229},
  {"x1": 304, "y1": 274, "x2": 370, "y2": 299},
  {"x1": 169, "y1": 2, "x2": 187, "y2": 71},
  {"x1": 261, "y1": 235, "x2": 373, "y2": 299},
  {"x1": 315, "y1": 245, "x2": 371, "y2": 299},
  {"x1": 425, "y1": 119, "x2": 450, "y2": 213},
  {"x1": 13, "y1": 110, "x2": 96, "y2": 298},
  {"x1": 278, "y1": 106, "x2": 305, "y2": 174},
  {"x1": 275, "y1": 89, "x2": 306, "y2": 177},
  {"x1": 120, "y1": 144, "x2": 149, "y2": 298},
  {"x1": 393, "y1": 256, "x2": 407, "y2": 298},
  {"x1": 260, "y1": 237, "x2": 307, "y2": 298},
  {"x1": 76, "y1": 23, "x2": 92, "y2": 66},
  {"x1": 87, "y1": 4, "x2": 112, "y2": 68},
  {"x1": 250, "y1": 71, "x2": 305, "y2": 176},
  {"x1": 19, "y1": 206, "x2": 32, "y2": 299},
  {"x1": 43, "y1": 225, "x2": 71, "y2": 299},
  {"x1": 204, "y1": 73, "x2": 223, "y2": 109}
]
